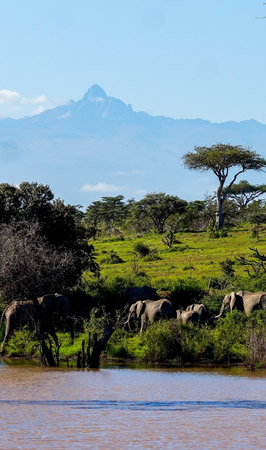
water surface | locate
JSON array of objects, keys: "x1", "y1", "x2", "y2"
[{"x1": 0, "y1": 363, "x2": 265, "y2": 448}]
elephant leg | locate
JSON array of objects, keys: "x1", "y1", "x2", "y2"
[
  {"x1": 0, "y1": 317, "x2": 11, "y2": 353},
  {"x1": 140, "y1": 315, "x2": 145, "y2": 335}
]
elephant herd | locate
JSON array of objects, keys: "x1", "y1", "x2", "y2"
[
  {"x1": 125, "y1": 289, "x2": 266, "y2": 334},
  {"x1": 0, "y1": 288, "x2": 265, "y2": 352},
  {"x1": 125, "y1": 299, "x2": 208, "y2": 334}
]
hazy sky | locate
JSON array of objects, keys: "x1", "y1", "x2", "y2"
[{"x1": 1, "y1": 0, "x2": 266, "y2": 122}]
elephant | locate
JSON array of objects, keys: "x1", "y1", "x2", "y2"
[
  {"x1": 37, "y1": 293, "x2": 74, "y2": 344},
  {"x1": 124, "y1": 286, "x2": 159, "y2": 305},
  {"x1": 176, "y1": 309, "x2": 201, "y2": 324},
  {"x1": 186, "y1": 304, "x2": 208, "y2": 324},
  {"x1": 215, "y1": 290, "x2": 266, "y2": 318},
  {"x1": 125, "y1": 298, "x2": 176, "y2": 334},
  {"x1": 0, "y1": 299, "x2": 39, "y2": 353},
  {"x1": 0, "y1": 293, "x2": 73, "y2": 353}
]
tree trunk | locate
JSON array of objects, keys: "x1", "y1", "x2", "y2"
[
  {"x1": 88, "y1": 321, "x2": 113, "y2": 368},
  {"x1": 215, "y1": 182, "x2": 224, "y2": 229},
  {"x1": 40, "y1": 339, "x2": 57, "y2": 367}
]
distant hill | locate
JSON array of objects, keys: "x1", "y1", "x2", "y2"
[{"x1": 0, "y1": 84, "x2": 265, "y2": 206}]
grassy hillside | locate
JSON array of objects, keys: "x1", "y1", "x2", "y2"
[{"x1": 91, "y1": 224, "x2": 266, "y2": 286}]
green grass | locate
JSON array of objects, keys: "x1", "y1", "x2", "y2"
[{"x1": 88, "y1": 225, "x2": 266, "y2": 284}]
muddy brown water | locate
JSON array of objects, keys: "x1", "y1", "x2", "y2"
[{"x1": 0, "y1": 362, "x2": 265, "y2": 449}]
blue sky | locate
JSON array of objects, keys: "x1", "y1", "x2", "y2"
[{"x1": 1, "y1": 0, "x2": 266, "y2": 122}]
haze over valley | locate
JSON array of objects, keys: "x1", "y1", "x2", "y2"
[{"x1": 1, "y1": 84, "x2": 266, "y2": 206}]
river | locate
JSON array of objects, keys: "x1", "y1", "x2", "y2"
[{"x1": 0, "y1": 362, "x2": 265, "y2": 449}]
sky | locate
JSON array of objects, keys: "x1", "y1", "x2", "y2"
[{"x1": 1, "y1": 0, "x2": 266, "y2": 122}]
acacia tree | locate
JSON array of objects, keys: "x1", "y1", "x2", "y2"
[
  {"x1": 85, "y1": 195, "x2": 128, "y2": 237},
  {"x1": 183, "y1": 143, "x2": 266, "y2": 229},
  {"x1": 226, "y1": 180, "x2": 266, "y2": 209},
  {"x1": 133, "y1": 193, "x2": 187, "y2": 234}
]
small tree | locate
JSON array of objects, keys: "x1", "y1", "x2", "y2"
[
  {"x1": 134, "y1": 193, "x2": 187, "y2": 234},
  {"x1": 226, "y1": 180, "x2": 266, "y2": 209},
  {"x1": 183, "y1": 143, "x2": 266, "y2": 229}
]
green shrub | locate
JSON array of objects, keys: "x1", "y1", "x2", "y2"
[
  {"x1": 133, "y1": 242, "x2": 150, "y2": 256},
  {"x1": 152, "y1": 278, "x2": 205, "y2": 309},
  {"x1": 100, "y1": 250, "x2": 124, "y2": 264},
  {"x1": 107, "y1": 329, "x2": 131, "y2": 358},
  {"x1": 143, "y1": 250, "x2": 161, "y2": 262},
  {"x1": 5, "y1": 327, "x2": 39, "y2": 357},
  {"x1": 208, "y1": 227, "x2": 228, "y2": 239},
  {"x1": 213, "y1": 311, "x2": 248, "y2": 362},
  {"x1": 143, "y1": 320, "x2": 181, "y2": 361}
]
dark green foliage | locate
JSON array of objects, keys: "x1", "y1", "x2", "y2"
[
  {"x1": 144, "y1": 320, "x2": 181, "y2": 361},
  {"x1": 227, "y1": 180, "x2": 266, "y2": 209},
  {"x1": 202, "y1": 292, "x2": 223, "y2": 317},
  {"x1": 133, "y1": 242, "x2": 151, "y2": 256},
  {"x1": 208, "y1": 227, "x2": 228, "y2": 239},
  {"x1": 100, "y1": 250, "x2": 124, "y2": 264},
  {"x1": 143, "y1": 251, "x2": 161, "y2": 262},
  {"x1": 133, "y1": 193, "x2": 187, "y2": 234},
  {"x1": 220, "y1": 258, "x2": 235, "y2": 279},
  {"x1": 108, "y1": 310, "x2": 266, "y2": 365},
  {"x1": 107, "y1": 329, "x2": 131, "y2": 358},
  {"x1": 0, "y1": 182, "x2": 96, "y2": 274},
  {"x1": 85, "y1": 195, "x2": 130, "y2": 237},
  {"x1": 152, "y1": 278, "x2": 205, "y2": 309},
  {"x1": 5, "y1": 327, "x2": 39, "y2": 357}
]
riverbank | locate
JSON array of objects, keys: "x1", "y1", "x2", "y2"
[{"x1": 2, "y1": 309, "x2": 266, "y2": 370}]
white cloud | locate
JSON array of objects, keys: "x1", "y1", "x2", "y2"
[
  {"x1": 0, "y1": 90, "x2": 21, "y2": 105},
  {"x1": 81, "y1": 182, "x2": 122, "y2": 193},
  {"x1": 30, "y1": 95, "x2": 48, "y2": 105},
  {"x1": 0, "y1": 89, "x2": 49, "y2": 118},
  {"x1": 0, "y1": 89, "x2": 48, "y2": 106}
]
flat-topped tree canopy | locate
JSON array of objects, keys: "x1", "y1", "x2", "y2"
[
  {"x1": 183, "y1": 143, "x2": 266, "y2": 229},
  {"x1": 226, "y1": 180, "x2": 266, "y2": 209}
]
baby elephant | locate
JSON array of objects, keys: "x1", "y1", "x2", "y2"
[
  {"x1": 176, "y1": 309, "x2": 200, "y2": 324},
  {"x1": 186, "y1": 303, "x2": 208, "y2": 324}
]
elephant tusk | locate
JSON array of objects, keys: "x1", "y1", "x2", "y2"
[{"x1": 215, "y1": 313, "x2": 223, "y2": 319}]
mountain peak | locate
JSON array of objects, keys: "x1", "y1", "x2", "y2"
[{"x1": 83, "y1": 84, "x2": 107, "y2": 101}]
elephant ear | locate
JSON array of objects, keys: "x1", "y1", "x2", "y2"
[
  {"x1": 136, "y1": 301, "x2": 146, "y2": 318},
  {"x1": 229, "y1": 293, "x2": 243, "y2": 311}
]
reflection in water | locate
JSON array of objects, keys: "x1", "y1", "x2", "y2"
[{"x1": 0, "y1": 364, "x2": 265, "y2": 449}]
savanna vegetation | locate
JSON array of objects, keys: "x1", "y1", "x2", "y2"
[{"x1": 0, "y1": 143, "x2": 266, "y2": 369}]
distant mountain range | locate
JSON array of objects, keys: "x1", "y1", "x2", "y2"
[{"x1": 0, "y1": 84, "x2": 265, "y2": 207}]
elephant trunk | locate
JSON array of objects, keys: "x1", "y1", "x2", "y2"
[
  {"x1": 124, "y1": 312, "x2": 132, "y2": 331},
  {"x1": 215, "y1": 304, "x2": 225, "y2": 319}
]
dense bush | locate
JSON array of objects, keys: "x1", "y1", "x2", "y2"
[
  {"x1": 5, "y1": 327, "x2": 39, "y2": 357},
  {"x1": 100, "y1": 250, "x2": 124, "y2": 264},
  {"x1": 152, "y1": 278, "x2": 205, "y2": 309},
  {"x1": 133, "y1": 242, "x2": 151, "y2": 257},
  {"x1": 106, "y1": 310, "x2": 266, "y2": 367}
]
